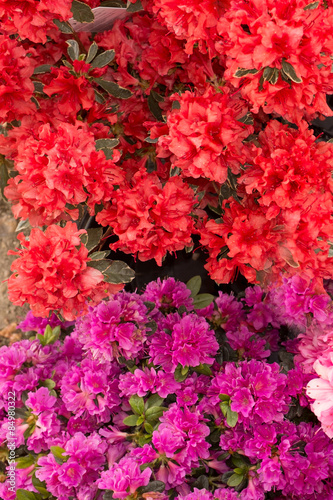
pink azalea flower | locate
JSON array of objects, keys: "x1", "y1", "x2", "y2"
[{"x1": 306, "y1": 360, "x2": 333, "y2": 438}]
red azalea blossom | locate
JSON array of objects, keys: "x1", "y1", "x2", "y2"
[
  {"x1": 43, "y1": 65, "x2": 97, "y2": 117},
  {"x1": 0, "y1": 33, "x2": 35, "y2": 123},
  {"x1": 96, "y1": 170, "x2": 197, "y2": 265},
  {"x1": 239, "y1": 120, "x2": 333, "y2": 216},
  {"x1": 152, "y1": 0, "x2": 225, "y2": 55},
  {"x1": 4, "y1": 121, "x2": 123, "y2": 226},
  {"x1": 217, "y1": 0, "x2": 333, "y2": 122},
  {"x1": 159, "y1": 87, "x2": 253, "y2": 183},
  {"x1": 0, "y1": 0, "x2": 73, "y2": 43},
  {"x1": 7, "y1": 222, "x2": 116, "y2": 320},
  {"x1": 200, "y1": 196, "x2": 280, "y2": 283}
]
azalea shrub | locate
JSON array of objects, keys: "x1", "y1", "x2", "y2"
[
  {"x1": 1, "y1": 0, "x2": 333, "y2": 320},
  {"x1": 1, "y1": 0, "x2": 333, "y2": 497},
  {"x1": 1, "y1": 276, "x2": 333, "y2": 500}
]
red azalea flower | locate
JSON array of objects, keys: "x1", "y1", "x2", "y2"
[
  {"x1": 0, "y1": 0, "x2": 73, "y2": 43},
  {"x1": 152, "y1": 0, "x2": 226, "y2": 55},
  {"x1": 218, "y1": 0, "x2": 333, "y2": 121},
  {"x1": 43, "y1": 66, "x2": 96, "y2": 117},
  {"x1": 160, "y1": 87, "x2": 253, "y2": 183},
  {"x1": 239, "y1": 120, "x2": 333, "y2": 214},
  {"x1": 0, "y1": 33, "x2": 35, "y2": 124},
  {"x1": 4, "y1": 121, "x2": 123, "y2": 226},
  {"x1": 8, "y1": 222, "x2": 113, "y2": 320},
  {"x1": 96, "y1": 170, "x2": 197, "y2": 265}
]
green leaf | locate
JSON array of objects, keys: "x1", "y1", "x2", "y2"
[
  {"x1": 140, "y1": 481, "x2": 165, "y2": 493},
  {"x1": 304, "y1": 1, "x2": 319, "y2": 9},
  {"x1": 53, "y1": 19, "x2": 74, "y2": 33},
  {"x1": 94, "y1": 78, "x2": 133, "y2": 99},
  {"x1": 192, "y1": 363, "x2": 212, "y2": 376},
  {"x1": 123, "y1": 414, "x2": 139, "y2": 426},
  {"x1": 86, "y1": 227, "x2": 104, "y2": 251},
  {"x1": 80, "y1": 232, "x2": 88, "y2": 246},
  {"x1": 37, "y1": 333, "x2": 47, "y2": 347},
  {"x1": 127, "y1": 0, "x2": 143, "y2": 12},
  {"x1": 31, "y1": 475, "x2": 49, "y2": 498},
  {"x1": 39, "y1": 379, "x2": 56, "y2": 390},
  {"x1": 193, "y1": 475, "x2": 210, "y2": 490},
  {"x1": 95, "y1": 138, "x2": 120, "y2": 150},
  {"x1": 193, "y1": 293, "x2": 215, "y2": 309},
  {"x1": 281, "y1": 59, "x2": 302, "y2": 83},
  {"x1": 103, "y1": 492, "x2": 115, "y2": 500},
  {"x1": 146, "y1": 320, "x2": 157, "y2": 335},
  {"x1": 71, "y1": 0, "x2": 95, "y2": 22},
  {"x1": 172, "y1": 100, "x2": 181, "y2": 110},
  {"x1": 89, "y1": 250, "x2": 110, "y2": 260},
  {"x1": 91, "y1": 50, "x2": 115, "y2": 68},
  {"x1": 263, "y1": 66, "x2": 279, "y2": 84},
  {"x1": 16, "y1": 455, "x2": 35, "y2": 469},
  {"x1": 129, "y1": 395, "x2": 145, "y2": 415},
  {"x1": 238, "y1": 112, "x2": 254, "y2": 125},
  {"x1": 95, "y1": 89, "x2": 106, "y2": 104},
  {"x1": 148, "y1": 92, "x2": 164, "y2": 122},
  {"x1": 174, "y1": 363, "x2": 189, "y2": 382},
  {"x1": 220, "y1": 401, "x2": 229, "y2": 417},
  {"x1": 144, "y1": 422, "x2": 154, "y2": 434},
  {"x1": 146, "y1": 394, "x2": 164, "y2": 409},
  {"x1": 227, "y1": 473, "x2": 244, "y2": 487},
  {"x1": 66, "y1": 40, "x2": 80, "y2": 61},
  {"x1": 186, "y1": 275, "x2": 202, "y2": 298},
  {"x1": 15, "y1": 219, "x2": 31, "y2": 232},
  {"x1": 87, "y1": 259, "x2": 111, "y2": 272},
  {"x1": 233, "y1": 468, "x2": 244, "y2": 475},
  {"x1": 219, "y1": 394, "x2": 230, "y2": 402},
  {"x1": 145, "y1": 137, "x2": 159, "y2": 143},
  {"x1": 33, "y1": 65, "x2": 52, "y2": 75},
  {"x1": 33, "y1": 82, "x2": 45, "y2": 95},
  {"x1": 86, "y1": 42, "x2": 99, "y2": 64},
  {"x1": 42, "y1": 325, "x2": 61, "y2": 346},
  {"x1": 181, "y1": 365, "x2": 189, "y2": 377},
  {"x1": 103, "y1": 260, "x2": 135, "y2": 284},
  {"x1": 15, "y1": 407, "x2": 29, "y2": 419},
  {"x1": 145, "y1": 406, "x2": 167, "y2": 423},
  {"x1": 234, "y1": 67, "x2": 259, "y2": 78},
  {"x1": 50, "y1": 446, "x2": 69, "y2": 464},
  {"x1": 138, "y1": 434, "x2": 152, "y2": 446},
  {"x1": 143, "y1": 301, "x2": 156, "y2": 312},
  {"x1": 136, "y1": 415, "x2": 145, "y2": 426},
  {"x1": 0, "y1": 154, "x2": 10, "y2": 200},
  {"x1": 95, "y1": 138, "x2": 120, "y2": 159},
  {"x1": 226, "y1": 407, "x2": 238, "y2": 427},
  {"x1": 15, "y1": 490, "x2": 39, "y2": 500},
  {"x1": 23, "y1": 423, "x2": 36, "y2": 440},
  {"x1": 232, "y1": 453, "x2": 251, "y2": 468}
]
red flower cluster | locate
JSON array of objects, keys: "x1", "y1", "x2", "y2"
[
  {"x1": 96, "y1": 170, "x2": 198, "y2": 265},
  {"x1": 43, "y1": 61, "x2": 106, "y2": 118},
  {"x1": 8, "y1": 222, "x2": 112, "y2": 320},
  {"x1": 240, "y1": 120, "x2": 333, "y2": 217},
  {"x1": 0, "y1": 33, "x2": 35, "y2": 123},
  {"x1": 160, "y1": 88, "x2": 253, "y2": 183},
  {"x1": 0, "y1": 0, "x2": 73, "y2": 43},
  {"x1": 217, "y1": 0, "x2": 333, "y2": 122},
  {"x1": 3, "y1": 121, "x2": 122, "y2": 226},
  {"x1": 151, "y1": 0, "x2": 223, "y2": 55},
  {"x1": 200, "y1": 121, "x2": 333, "y2": 286},
  {"x1": 0, "y1": 0, "x2": 333, "y2": 318}
]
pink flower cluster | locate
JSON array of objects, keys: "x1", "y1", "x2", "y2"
[{"x1": 0, "y1": 276, "x2": 332, "y2": 500}]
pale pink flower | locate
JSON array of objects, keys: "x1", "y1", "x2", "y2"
[{"x1": 306, "y1": 360, "x2": 333, "y2": 438}]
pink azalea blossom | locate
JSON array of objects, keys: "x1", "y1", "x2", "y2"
[{"x1": 306, "y1": 359, "x2": 333, "y2": 438}]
